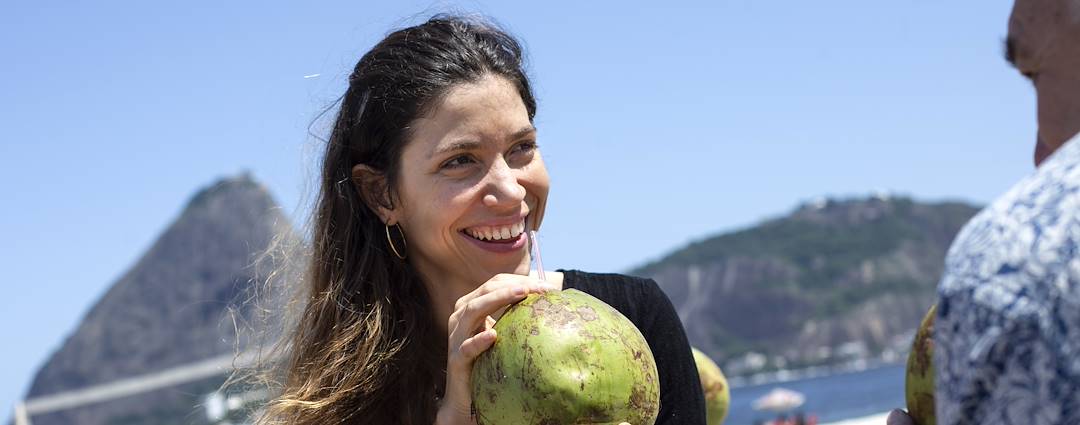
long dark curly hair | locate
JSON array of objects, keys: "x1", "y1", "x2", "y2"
[{"x1": 258, "y1": 15, "x2": 537, "y2": 425}]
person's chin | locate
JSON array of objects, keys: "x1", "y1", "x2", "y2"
[
  {"x1": 1035, "y1": 139, "x2": 1052, "y2": 166},
  {"x1": 460, "y1": 256, "x2": 528, "y2": 280},
  {"x1": 510, "y1": 260, "x2": 532, "y2": 276},
  {"x1": 488, "y1": 259, "x2": 530, "y2": 276},
  {"x1": 501, "y1": 259, "x2": 534, "y2": 279}
]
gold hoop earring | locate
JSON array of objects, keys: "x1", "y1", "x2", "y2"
[{"x1": 385, "y1": 223, "x2": 407, "y2": 260}]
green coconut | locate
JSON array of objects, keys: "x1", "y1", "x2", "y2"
[
  {"x1": 691, "y1": 348, "x2": 730, "y2": 425},
  {"x1": 905, "y1": 304, "x2": 937, "y2": 425},
  {"x1": 471, "y1": 289, "x2": 660, "y2": 425}
]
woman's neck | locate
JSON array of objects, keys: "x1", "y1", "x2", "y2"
[{"x1": 423, "y1": 277, "x2": 473, "y2": 335}]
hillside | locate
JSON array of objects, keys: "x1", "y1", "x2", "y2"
[
  {"x1": 21, "y1": 173, "x2": 299, "y2": 425},
  {"x1": 16, "y1": 185, "x2": 980, "y2": 423},
  {"x1": 632, "y1": 195, "x2": 979, "y2": 375}
]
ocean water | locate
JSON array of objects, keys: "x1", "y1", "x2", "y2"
[{"x1": 724, "y1": 365, "x2": 906, "y2": 425}]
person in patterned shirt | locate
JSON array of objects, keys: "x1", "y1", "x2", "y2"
[{"x1": 888, "y1": 0, "x2": 1080, "y2": 424}]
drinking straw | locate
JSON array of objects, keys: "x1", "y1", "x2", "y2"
[{"x1": 528, "y1": 230, "x2": 546, "y2": 282}]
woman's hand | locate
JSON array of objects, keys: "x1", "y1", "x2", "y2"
[{"x1": 435, "y1": 273, "x2": 553, "y2": 425}]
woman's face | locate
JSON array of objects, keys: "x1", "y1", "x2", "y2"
[{"x1": 392, "y1": 74, "x2": 549, "y2": 289}]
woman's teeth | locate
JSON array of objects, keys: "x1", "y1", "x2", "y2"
[{"x1": 465, "y1": 221, "x2": 525, "y2": 241}]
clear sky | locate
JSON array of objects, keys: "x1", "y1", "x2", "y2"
[{"x1": 1, "y1": 0, "x2": 1029, "y2": 416}]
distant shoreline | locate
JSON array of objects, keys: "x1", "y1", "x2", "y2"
[
  {"x1": 822, "y1": 412, "x2": 891, "y2": 425},
  {"x1": 729, "y1": 359, "x2": 904, "y2": 389},
  {"x1": 726, "y1": 364, "x2": 906, "y2": 425}
]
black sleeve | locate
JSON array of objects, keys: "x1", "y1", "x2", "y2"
[
  {"x1": 561, "y1": 271, "x2": 707, "y2": 424},
  {"x1": 638, "y1": 277, "x2": 708, "y2": 425}
]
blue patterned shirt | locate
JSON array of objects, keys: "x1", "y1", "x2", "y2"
[{"x1": 936, "y1": 134, "x2": 1080, "y2": 424}]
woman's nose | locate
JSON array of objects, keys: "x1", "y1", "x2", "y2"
[{"x1": 482, "y1": 158, "x2": 526, "y2": 208}]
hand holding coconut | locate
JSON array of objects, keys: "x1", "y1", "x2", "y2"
[
  {"x1": 470, "y1": 288, "x2": 661, "y2": 425},
  {"x1": 437, "y1": 273, "x2": 556, "y2": 425},
  {"x1": 259, "y1": 15, "x2": 706, "y2": 424}
]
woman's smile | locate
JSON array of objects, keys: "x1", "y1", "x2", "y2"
[
  {"x1": 280, "y1": 16, "x2": 703, "y2": 423},
  {"x1": 388, "y1": 73, "x2": 549, "y2": 288},
  {"x1": 460, "y1": 214, "x2": 528, "y2": 253}
]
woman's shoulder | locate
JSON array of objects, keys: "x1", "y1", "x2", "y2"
[
  {"x1": 559, "y1": 269, "x2": 658, "y2": 291},
  {"x1": 557, "y1": 269, "x2": 668, "y2": 316}
]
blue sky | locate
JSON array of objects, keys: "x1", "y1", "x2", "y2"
[{"x1": 1, "y1": 0, "x2": 1029, "y2": 416}]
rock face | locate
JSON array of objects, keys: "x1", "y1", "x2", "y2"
[
  {"x1": 632, "y1": 196, "x2": 978, "y2": 373},
  {"x1": 21, "y1": 173, "x2": 299, "y2": 425},
  {"x1": 16, "y1": 189, "x2": 975, "y2": 423}
]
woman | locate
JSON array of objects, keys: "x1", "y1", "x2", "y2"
[{"x1": 260, "y1": 15, "x2": 706, "y2": 424}]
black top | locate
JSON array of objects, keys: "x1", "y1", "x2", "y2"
[{"x1": 560, "y1": 269, "x2": 707, "y2": 425}]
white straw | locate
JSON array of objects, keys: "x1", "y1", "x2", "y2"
[{"x1": 528, "y1": 230, "x2": 546, "y2": 282}]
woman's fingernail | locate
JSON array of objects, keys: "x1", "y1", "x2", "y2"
[{"x1": 513, "y1": 286, "x2": 527, "y2": 296}]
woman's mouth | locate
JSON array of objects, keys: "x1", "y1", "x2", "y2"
[{"x1": 461, "y1": 219, "x2": 528, "y2": 253}]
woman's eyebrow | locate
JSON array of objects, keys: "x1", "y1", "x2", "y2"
[
  {"x1": 432, "y1": 126, "x2": 537, "y2": 158},
  {"x1": 432, "y1": 140, "x2": 482, "y2": 158},
  {"x1": 509, "y1": 125, "x2": 537, "y2": 141}
]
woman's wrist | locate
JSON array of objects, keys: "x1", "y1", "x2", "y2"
[{"x1": 434, "y1": 400, "x2": 473, "y2": 425}]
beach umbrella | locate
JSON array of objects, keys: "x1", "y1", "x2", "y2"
[{"x1": 752, "y1": 388, "x2": 806, "y2": 412}]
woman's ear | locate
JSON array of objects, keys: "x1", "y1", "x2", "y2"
[{"x1": 351, "y1": 164, "x2": 395, "y2": 224}]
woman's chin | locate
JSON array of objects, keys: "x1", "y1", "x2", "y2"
[
  {"x1": 511, "y1": 261, "x2": 533, "y2": 276},
  {"x1": 470, "y1": 259, "x2": 532, "y2": 281}
]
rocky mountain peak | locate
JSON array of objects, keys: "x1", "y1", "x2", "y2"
[{"x1": 22, "y1": 172, "x2": 299, "y2": 425}]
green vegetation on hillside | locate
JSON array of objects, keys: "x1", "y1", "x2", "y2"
[{"x1": 633, "y1": 197, "x2": 980, "y2": 369}]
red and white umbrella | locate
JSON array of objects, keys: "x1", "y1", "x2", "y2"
[{"x1": 752, "y1": 387, "x2": 806, "y2": 412}]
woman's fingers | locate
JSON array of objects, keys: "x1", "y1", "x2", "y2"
[
  {"x1": 452, "y1": 286, "x2": 526, "y2": 333},
  {"x1": 440, "y1": 274, "x2": 555, "y2": 424},
  {"x1": 450, "y1": 278, "x2": 551, "y2": 337},
  {"x1": 452, "y1": 273, "x2": 551, "y2": 314},
  {"x1": 458, "y1": 328, "x2": 497, "y2": 359},
  {"x1": 440, "y1": 329, "x2": 495, "y2": 423},
  {"x1": 447, "y1": 287, "x2": 535, "y2": 373},
  {"x1": 453, "y1": 274, "x2": 519, "y2": 311}
]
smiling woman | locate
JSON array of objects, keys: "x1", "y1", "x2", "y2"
[
  {"x1": 359, "y1": 74, "x2": 548, "y2": 293},
  {"x1": 255, "y1": 15, "x2": 705, "y2": 425}
]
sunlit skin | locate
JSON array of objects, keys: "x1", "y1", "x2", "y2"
[
  {"x1": 357, "y1": 74, "x2": 580, "y2": 424},
  {"x1": 1006, "y1": 0, "x2": 1080, "y2": 166},
  {"x1": 355, "y1": 74, "x2": 566, "y2": 329},
  {"x1": 403, "y1": 75, "x2": 557, "y2": 327}
]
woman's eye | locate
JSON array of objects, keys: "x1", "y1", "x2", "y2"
[
  {"x1": 511, "y1": 141, "x2": 538, "y2": 155},
  {"x1": 441, "y1": 155, "x2": 475, "y2": 169}
]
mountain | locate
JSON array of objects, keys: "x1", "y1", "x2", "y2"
[
  {"x1": 17, "y1": 181, "x2": 980, "y2": 423},
  {"x1": 21, "y1": 173, "x2": 299, "y2": 425},
  {"x1": 632, "y1": 195, "x2": 980, "y2": 375}
]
